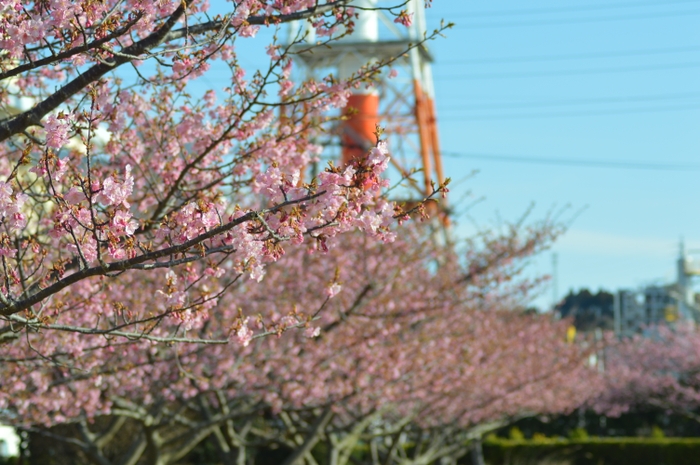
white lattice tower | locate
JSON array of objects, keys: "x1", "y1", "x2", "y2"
[{"x1": 287, "y1": 0, "x2": 448, "y2": 224}]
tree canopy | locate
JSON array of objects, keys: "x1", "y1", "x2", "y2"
[{"x1": 0, "y1": 2, "x2": 604, "y2": 464}]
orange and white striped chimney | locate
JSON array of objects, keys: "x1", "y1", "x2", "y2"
[
  {"x1": 286, "y1": 0, "x2": 450, "y2": 231},
  {"x1": 338, "y1": 0, "x2": 380, "y2": 165}
]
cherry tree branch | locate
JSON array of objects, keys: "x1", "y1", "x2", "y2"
[
  {"x1": 0, "y1": 191, "x2": 324, "y2": 317},
  {"x1": 0, "y1": 1, "x2": 354, "y2": 142},
  {"x1": 0, "y1": 14, "x2": 144, "y2": 82},
  {"x1": 0, "y1": 1, "x2": 193, "y2": 141}
]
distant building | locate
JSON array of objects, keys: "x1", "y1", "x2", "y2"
[
  {"x1": 615, "y1": 289, "x2": 643, "y2": 336},
  {"x1": 613, "y1": 242, "x2": 699, "y2": 337},
  {"x1": 614, "y1": 286, "x2": 678, "y2": 337},
  {"x1": 645, "y1": 285, "x2": 678, "y2": 323},
  {"x1": 560, "y1": 243, "x2": 699, "y2": 336}
]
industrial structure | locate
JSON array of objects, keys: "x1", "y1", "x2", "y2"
[
  {"x1": 557, "y1": 242, "x2": 700, "y2": 336},
  {"x1": 613, "y1": 241, "x2": 700, "y2": 337},
  {"x1": 287, "y1": 0, "x2": 448, "y2": 224}
]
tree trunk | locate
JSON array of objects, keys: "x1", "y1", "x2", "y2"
[
  {"x1": 327, "y1": 441, "x2": 340, "y2": 465},
  {"x1": 471, "y1": 437, "x2": 485, "y2": 465},
  {"x1": 281, "y1": 408, "x2": 333, "y2": 465},
  {"x1": 236, "y1": 443, "x2": 246, "y2": 465}
]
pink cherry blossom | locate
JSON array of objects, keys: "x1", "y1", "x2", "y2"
[
  {"x1": 96, "y1": 165, "x2": 133, "y2": 207},
  {"x1": 394, "y1": 10, "x2": 414, "y2": 27},
  {"x1": 0, "y1": 5, "x2": 552, "y2": 459},
  {"x1": 234, "y1": 318, "x2": 254, "y2": 347},
  {"x1": 43, "y1": 113, "x2": 72, "y2": 149}
]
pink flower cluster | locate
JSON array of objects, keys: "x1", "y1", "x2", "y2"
[
  {"x1": 0, "y1": 181, "x2": 27, "y2": 239},
  {"x1": 43, "y1": 113, "x2": 73, "y2": 149},
  {"x1": 393, "y1": 10, "x2": 414, "y2": 27}
]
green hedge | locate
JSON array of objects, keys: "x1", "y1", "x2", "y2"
[{"x1": 483, "y1": 437, "x2": 700, "y2": 465}]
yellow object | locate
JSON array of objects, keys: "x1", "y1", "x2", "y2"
[
  {"x1": 664, "y1": 305, "x2": 678, "y2": 322},
  {"x1": 566, "y1": 325, "x2": 576, "y2": 343}
]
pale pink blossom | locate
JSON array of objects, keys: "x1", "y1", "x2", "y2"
[
  {"x1": 325, "y1": 282, "x2": 342, "y2": 298},
  {"x1": 304, "y1": 326, "x2": 321, "y2": 338},
  {"x1": 393, "y1": 10, "x2": 413, "y2": 27},
  {"x1": 0, "y1": 182, "x2": 27, "y2": 231},
  {"x1": 44, "y1": 113, "x2": 72, "y2": 149},
  {"x1": 96, "y1": 165, "x2": 133, "y2": 207},
  {"x1": 64, "y1": 187, "x2": 84, "y2": 204},
  {"x1": 111, "y1": 209, "x2": 138, "y2": 236},
  {"x1": 234, "y1": 318, "x2": 254, "y2": 347}
]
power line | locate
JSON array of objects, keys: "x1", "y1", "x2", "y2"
[
  {"x1": 437, "y1": 61, "x2": 700, "y2": 81},
  {"x1": 441, "y1": 151, "x2": 700, "y2": 171},
  {"x1": 428, "y1": 0, "x2": 700, "y2": 19},
  {"x1": 451, "y1": 8, "x2": 700, "y2": 29},
  {"x1": 439, "y1": 91, "x2": 700, "y2": 111},
  {"x1": 435, "y1": 45, "x2": 700, "y2": 66},
  {"x1": 438, "y1": 102, "x2": 700, "y2": 120}
]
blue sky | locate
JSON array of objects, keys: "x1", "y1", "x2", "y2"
[
  {"x1": 420, "y1": 0, "x2": 700, "y2": 308},
  {"x1": 223, "y1": 0, "x2": 699, "y2": 309}
]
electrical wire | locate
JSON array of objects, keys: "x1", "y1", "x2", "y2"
[
  {"x1": 450, "y1": 8, "x2": 700, "y2": 29},
  {"x1": 441, "y1": 151, "x2": 700, "y2": 171},
  {"x1": 435, "y1": 45, "x2": 700, "y2": 66},
  {"x1": 427, "y1": 0, "x2": 700, "y2": 19},
  {"x1": 436, "y1": 61, "x2": 700, "y2": 81},
  {"x1": 438, "y1": 102, "x2": 700, "y2": 120},
  {"x1": 438, "y1": 91, "x2": 700, "y2": 111}
]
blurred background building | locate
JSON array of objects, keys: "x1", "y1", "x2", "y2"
[{"x1": 557, "y1": 241, "x2": 700, "y2": 336}]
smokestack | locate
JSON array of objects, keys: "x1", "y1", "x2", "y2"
[{"x1": 338, "y1": 0, "x2": 380, "y2": 165}]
